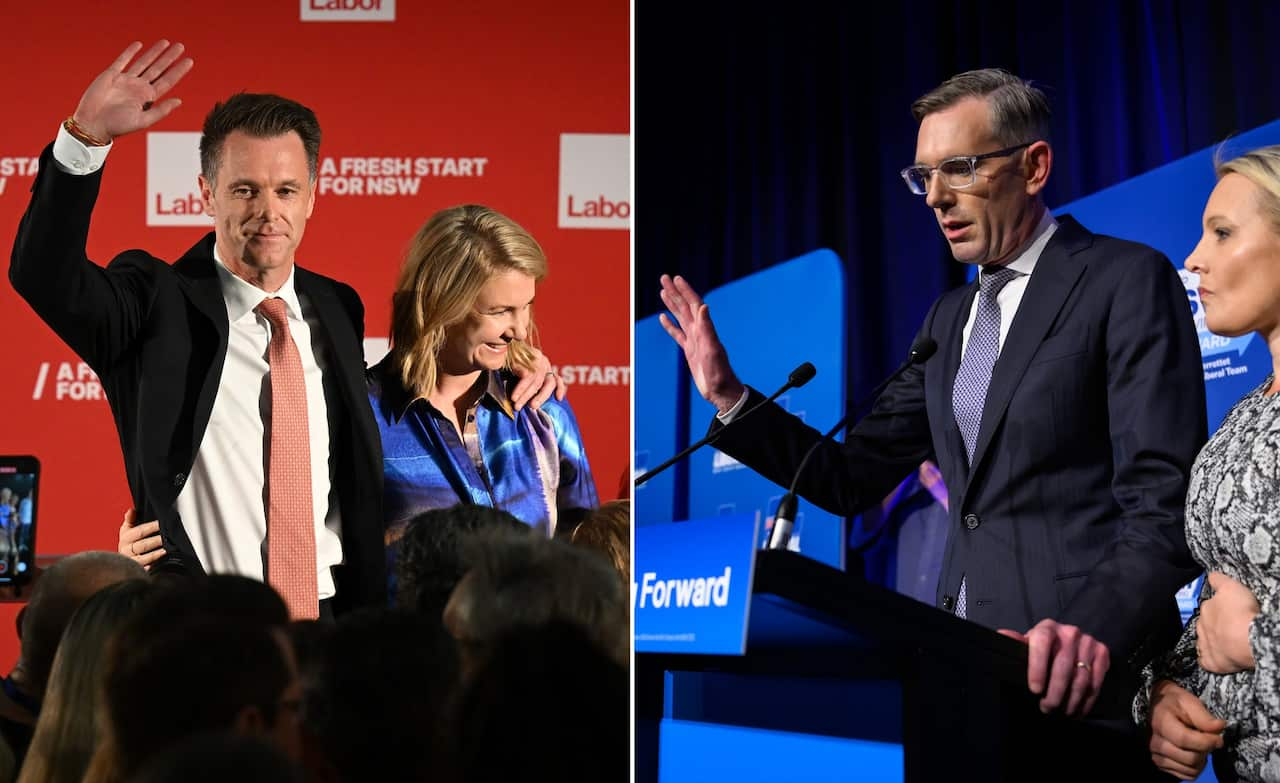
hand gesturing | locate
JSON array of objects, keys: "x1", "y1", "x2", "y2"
[
  {"x1": 71, "y1": 40, "x2": 194, "y2": 143},
  {"x1": 658, "y1": 274, "x2": 744, "y2": 413}
]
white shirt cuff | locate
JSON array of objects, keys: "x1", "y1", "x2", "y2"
[
  {"x1": 52, "y1": 124, "x2": 112, "y2": 175},
  {"x1": 715, "y1": 387, "x2": 751, "y2": 424}
]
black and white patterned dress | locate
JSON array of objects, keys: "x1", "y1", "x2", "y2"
[{"x1": 1134, "y1": 375, "x2": 1280, "y2": 782}]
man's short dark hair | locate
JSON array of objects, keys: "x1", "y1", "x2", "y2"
[
  {"x1": 200, "y1": 93, "x2": 322, "y2": 183},
  {"x1": 448, "y1": 530, "x2": 628, "y2": 666},
  {"x1": 132, "y1": 732, "x2": 303, "y2": 783},
  {"x1": 301, "y1": 608, "x2": 459, "y2": 782},
  {"x1": 395, "y1": 504, "x2": 528, "y2": 619},
  {"x1": 105, "y1": 619, "x2": 293, "y2": 778},
  {"x1": 910, "y1": 68, "x2": 1051, "y2": 147},
  {"x1": 454, "y1": 621, "x2": 627, "y2": 781}
]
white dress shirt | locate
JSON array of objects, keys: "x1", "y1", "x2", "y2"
[
  {"x1": 959, "y1": 210, "x2": 1058, "y2": 355},
  {"x1": 52, "y1": 126, "x2": 344, "y2": 599}
]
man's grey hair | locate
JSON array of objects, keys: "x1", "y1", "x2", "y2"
[
  {"x1": 449, "y1": 529, "x2": 627, "y2": 665},
  {"x1": 20, "y1": 551, "x2": 144, "y2": 693},
  {"x1": 911, "y1": 68, "x2": 1051, "y2": 147}
]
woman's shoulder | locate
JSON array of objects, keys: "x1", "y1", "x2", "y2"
[{"x1": 366, "y1": 356, "x2": 415, "y2": 422}]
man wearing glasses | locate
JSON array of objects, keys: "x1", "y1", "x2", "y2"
[{"x1": 659, "y1": 69, "x2": 1204, "y2": 733}]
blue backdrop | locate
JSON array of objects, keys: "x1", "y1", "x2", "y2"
[{"x1": 636, "y1": 0, "x2": 1280, "y2": 409}]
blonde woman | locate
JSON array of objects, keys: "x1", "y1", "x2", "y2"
[
  {"x1": 18, "y1": 579, "x2": 154, "y2": 783},
  {"x1": 371, "y1": 205, "x2": 597, "y2": 593},
  {"x1": 1135, "y1": 146, "x2": 1280, "y2": 782}
]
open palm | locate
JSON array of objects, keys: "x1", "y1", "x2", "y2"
[
  {"x1": 72, "y1": 40, "x2": 194, "y2": 142},
  {"x1": 658, "y1": 274, "x2": 744, "y2": 412}
]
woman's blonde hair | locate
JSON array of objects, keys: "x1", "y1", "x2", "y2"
[
  {"x1": 20, "y1": 579, "x2": 155, "y2": 783},
  {"x1": 390, "y1": 205, "x2": 548, "y2": 397},
  {"x1": 1216, "y1": 145, "x2": 1280, "y2": 235},
  {"x1": 569, "y1": 500, "x2": 631, "y2": 596}
]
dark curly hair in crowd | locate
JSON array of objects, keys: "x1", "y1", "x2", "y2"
[{"x1": 395, "y1": 504, "x2": 528, "y2": 620}]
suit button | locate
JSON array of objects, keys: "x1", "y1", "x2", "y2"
[
  {"x1": 941, "y1": 595, "x2": 954, "y2": 611},
  {"x1": 173, "y1": 473, "x2": 186, "y2": 488},
  {"x1": 963, "y1": 513, "x2": 981, "y2": 530}
]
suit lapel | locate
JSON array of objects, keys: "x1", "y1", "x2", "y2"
[
  {"x1": 964, "y1": 216, "x2": 1091, "y2": 483},
  {"x1": 297, "y1": 269, "x2": 380, "y2": 460},
  {"x1": 940, "y1": 285, "x2": 976, "y2": 489},
  {"x1": 173, "y1": 236, "x2": 231, "y2": 462}
]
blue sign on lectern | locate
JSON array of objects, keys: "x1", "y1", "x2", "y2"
[{"x1": 634, "y1": 514, "x2": 760, "y2": 655}]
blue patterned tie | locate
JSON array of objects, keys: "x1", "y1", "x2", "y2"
[{"x1": 952, "y1": 265, "x2": 1019, "y2": 618}]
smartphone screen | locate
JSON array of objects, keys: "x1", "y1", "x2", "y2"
[{"x1": 0, "y1": 457, "x2": 38, "y2": 584}]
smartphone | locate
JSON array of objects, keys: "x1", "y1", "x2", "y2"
[{"x1": 0, "y1": 456, "x2": 38, "y2": 584}]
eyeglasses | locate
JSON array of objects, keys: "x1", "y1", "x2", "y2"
[{"x1": 900, "y1": 142, "x2": 1034, "y2": 195}]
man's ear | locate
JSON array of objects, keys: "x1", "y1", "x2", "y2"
[
  {"x1": 305, "y1": 177, "x2": 317, "y2": 219},
  {"x1": 1024, "y1": 140, "x2": 1053, "y2": 197},
  {"x1": 198, "y1": 174, "x2": 216, "y2": 217}
]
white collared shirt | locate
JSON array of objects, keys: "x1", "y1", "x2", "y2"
[
  {"x1": 959, "y1": 210, "x2": 1058, "y2": 355},
  {"x1": 53, "y1": 128, "x2": 343, "y2": 599}
]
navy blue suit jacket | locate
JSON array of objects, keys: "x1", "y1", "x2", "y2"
[{"x1": 715, "y1": 215, "x2": 1205, "y2": 676}]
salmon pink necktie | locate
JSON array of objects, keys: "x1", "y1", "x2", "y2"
[{"x1": 256, "y1": 297, "x2": 319, "y2": 620}]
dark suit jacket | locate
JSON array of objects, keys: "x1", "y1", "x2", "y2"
[
  {"x1": 715, "y1": 216, "x2": 1205, "y2": 677},
  {"x1": 9, "y1": 145, "x2": 385, "y2": 612}
]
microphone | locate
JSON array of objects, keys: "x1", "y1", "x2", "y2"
[
  {"x1": 767, "y1": 337, "x2": 937, "y2": 550},
  {"x1": 634, "y1": 362, "x2": 817, "y2": 487}
]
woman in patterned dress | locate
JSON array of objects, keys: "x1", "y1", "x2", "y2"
[{"x1": 1134, "y1": 146, "x2": 1280, "y2": 782}]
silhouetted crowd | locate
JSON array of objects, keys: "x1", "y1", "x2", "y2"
[{"x1": 0, "y1": 500, "x2": 631, "y2": 783}]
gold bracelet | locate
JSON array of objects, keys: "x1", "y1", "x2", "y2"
[{"x1": 63, "y1": 116, "x2": 110, "y2": 147}]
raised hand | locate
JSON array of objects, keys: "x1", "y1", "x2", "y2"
[
  {"x1": 72, "y1": 40, "x2": 194, "y2": 143},
  {"x1": 658, "y1": 274, "x2": 745, "y2": 413}
]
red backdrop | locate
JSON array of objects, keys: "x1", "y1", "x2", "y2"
[{"x1": 0, "y1": 0, "x2": 630, "y2": 665}]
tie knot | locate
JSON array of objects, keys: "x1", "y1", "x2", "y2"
[
  {"x1": 979, "y1": 266, "x2": 1019, "y2": 297},
  {"x1": 256, "y1": 297, "x2": 289, "y2": 328}
]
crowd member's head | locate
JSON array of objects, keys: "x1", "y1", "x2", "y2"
[
  {"x1": 566, "y1": 499, "x2": 630, "y2": 595},
  {"x1": 91, "y1": 619, "x2": 300, "y2": 782},
  {"x1": 453, "y1": 622, "x2": 627, "y2": 781},
  {"x1": 80, "y1": 576, "x2": 294, "y2": 783},
  {"x1": 196, "y1": 93, "x2": 322, "y2": 287},
  {"x1": 118, "y1": 573, "x2": 290, "y2": 645},
  {"x1": 444, "y1": 530, "x2": 627, "y2": 672},
  {"x1": 395, "y1": 504, "x2": 528, "y2": 619},
  {"x1": 389, "y1": 205, "x2": 549, "y2": 395},
  {"x1": 903, "y1": 68, "x2": 1053, "y2": 267},
  {"x1": 1185, "y1": 146, "x2": 1280, "y2": 340},
  {"x1": 14, "y1": 552, "x2": 144, "y2": 705},
  {"x1": 18, "y1": 579, "x2": 156, "y2": 783},
  {"x1": 300, "y1": 608, "x2": 459, "y2": 783},
  {"x1": 131, "y1": 732, "x2": 303, "y2": 783}
]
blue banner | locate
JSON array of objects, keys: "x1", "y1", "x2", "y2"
[
  {"x1": 1060, "y1": 118, "x2": 1280, "y2": 432},
  {"x1": 634, "y1": 514, "x2": 760, "y2": 655},
  {"x1": 686, "y1": 250, "x2": 848, "y2": 569},
  {"x1": 634, "y1": 314, "x2": 682, "y2": 526}
]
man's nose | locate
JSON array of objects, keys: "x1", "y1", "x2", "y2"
[{"x1": 924, "y1": 171, "x2": 955, "y2": 210}]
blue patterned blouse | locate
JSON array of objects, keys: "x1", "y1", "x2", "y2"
[{"x1": 368, "y1": 358, "x2": 599, "y2": 599}]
